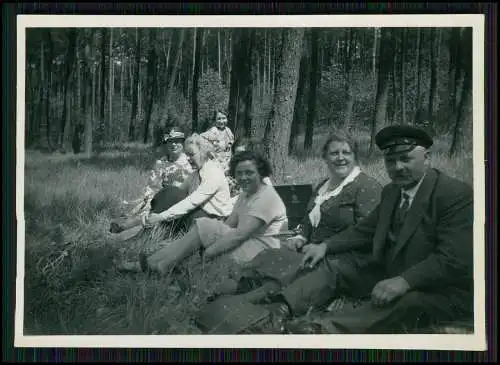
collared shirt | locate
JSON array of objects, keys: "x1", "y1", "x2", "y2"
[{"x1": 399, "y1": 173, "x2": 426, "y2": 209}]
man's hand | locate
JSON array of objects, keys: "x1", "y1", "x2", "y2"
[
  {"x1": 284, "y1": 236, "x2": 307, "y2": 252},
  {"x1": 371, "y1": 276, "x2": 411, "y2": 307},
  {"x1": 300, "y1": 243, "x2": 327, "y2": 269}
]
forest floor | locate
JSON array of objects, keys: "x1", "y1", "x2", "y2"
[{"x1": 21, "y1": 130, "x2": 475, "y2": 336}]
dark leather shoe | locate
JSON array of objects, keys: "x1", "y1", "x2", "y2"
[
  {"x1": 284, "y1": 320, "x2": 330, "y2": 334},
  {"x1": 110, "y1": 221, "x2": 125, "y2": 234}
]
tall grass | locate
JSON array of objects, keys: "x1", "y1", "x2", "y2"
[{"x1": 22, "y1": 131, "x2": 474, "y2": 335}]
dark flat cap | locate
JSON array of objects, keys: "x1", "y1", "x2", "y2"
[{"x1": 375, "y1": 125, "x2": 433, "y2": 155}]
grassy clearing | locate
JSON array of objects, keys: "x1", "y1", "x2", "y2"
[{"x1": 22, "y1": 132, "x2": 473, "y2": 335}]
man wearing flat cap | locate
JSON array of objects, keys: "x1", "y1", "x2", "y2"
[{"x1": 260, "y1": 124, "x2": 474, "y2": 334}]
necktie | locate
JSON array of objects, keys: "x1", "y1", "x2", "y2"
[{"x1": 394, "y1": 192, "x2": 411, "y2": 232}]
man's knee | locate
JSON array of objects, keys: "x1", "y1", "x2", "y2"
[{"x1": 394, "y1": 291, "x2": 427, "y2": 309}]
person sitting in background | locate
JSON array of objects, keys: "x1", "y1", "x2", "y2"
[
  {"x1": 201, "y1": 109, "x2": 235, "y2": 173},
  {"x1": 110, "y1": 126, "x2": 193, "y2": 234},
  {"x1": 115, "y1": 150, "x2": 288, "y2": 275}
]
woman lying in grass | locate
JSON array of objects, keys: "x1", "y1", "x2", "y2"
[{"x1": 115, "y1": 150, "x2": 289, "y2": 275}]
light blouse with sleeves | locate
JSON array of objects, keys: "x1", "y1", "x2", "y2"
[
  {"x1": 201, "y1": 126, "x2": 235, "y2": 171},
  {"x1": 156, "y1": 158, "x2": 233, "y2": 221},
  {"x1": 196, "y1": 184, "x2": 289, "y2": 264}
]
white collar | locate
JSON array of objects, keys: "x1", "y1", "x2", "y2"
[{"x1": 401, "y1": 173, "x2": 426, "y2": 206}]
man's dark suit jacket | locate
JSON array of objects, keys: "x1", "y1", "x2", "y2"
[{"x1": 324, "y1": 168, "x2": 474, "y2": 293}]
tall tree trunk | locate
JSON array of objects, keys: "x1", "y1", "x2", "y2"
[
  {"x1": 427, "y1": 27, "x2": 437, "y2": 124},
  {"x1": 97, "y1": 28, "x2": 108, "y2": 148},
  {"x1": 343, "y1": 28, "x2": 355, "y2": 129},
  {"x1": 448, "y1": 28, "x2": 461, "y2": 117},
  {"x1": 263, "y1": 29, "x2": 268, "y2": 97},
  {"x1": 83, "y1": 29, "x2": 97, "y2": 156},
  {"x1": 38, "y1": 31, "x2": 51, "y2": 149},
  {"x1": 228, "y1": 29, "x2": 254, "y2": 138},
  {"x1": 218, "y1": 29, "x2": 222, "y2": 79},
  {"x1": 414, "y1": 28, "x2": 423, "y2": 124},
  {"x1": 289, "y1": 42, "x2": 309, "y2": 153},
  {"x1": 243, "y1": 30, "x2": 256, "y2": 138},
  {"x1": 453, "y1": 28, "x2": 464, "y2": 113},
  {"x1": 108, "y1": 28, "x2": 114, "y2": 141},
  {"x1": 165, "y1": 29, "x2": 186, "y2": 102},
  {"x1": 304, "y1": 28, "x2": 320, "y2": 150},
  {"x1": 59, "y1": 29, "x2": 77, "y2": 150},
  {"x1": 391, "y1": 32, "x2": 399, "y2": 124},
  {"x1": 161, "y1": 30, "x2": 172, "y2": 119},
  {"x1": 263, "y1": 28, "x2": 304, "y2": 182},
  {"x1": 143, "y1": 28, "x2": 158, "y2": 144},
  {"x1": 369, "y1": 28, "x2": 394, "y2": 155},
  {"x1": 372, "y1": 28, "x2": 379, "y2": 76},
  {"x1": 400, "y1": 28, "x2": 407, "y2": 125},
  {"x1": 120, "y1": 60, "x2": 124, "y2": 140},
  {"x1": 42, "y1": 29, "x2": 54, "y2": 150},
  {"x1": 192, "y1": 28, "x2": 203, "y2": 133},
  {"x1": 449, "y1": 28, "x2": 472, "y2": 157},
  {"x1": 128, "y1": 28, "x2": 141, "y2": 141}
]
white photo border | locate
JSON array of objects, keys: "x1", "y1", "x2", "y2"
[{"x1": 15, "y1": 14, "x2": 487, "y2": 351}]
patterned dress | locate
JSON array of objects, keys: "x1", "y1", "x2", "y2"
[
  {"x1": 126, "y1": 153, "x2": 193, "y2": 218},
  {"x1": 201, "y1": 126, "x2": 235, "y2": 172}
]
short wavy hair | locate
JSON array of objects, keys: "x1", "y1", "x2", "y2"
[
  {"x1": 184, "y1": 133, "x2": 216, "y2": 162},
  {"x1": 229, "y1": 150, "x2": 273, "y2": 179},
  {"x1": 321, "y1": 130, "x2": 359, "y2": 163}
]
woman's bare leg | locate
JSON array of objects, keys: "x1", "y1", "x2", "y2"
[{"x1": 147, "y1": 225, "x2": 202, "y2": 275}]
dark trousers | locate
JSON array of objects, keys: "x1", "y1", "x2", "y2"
[
  {"x1": 282, "y1": 252, "x2": 473, "y2": 334},
  {"x1": 151, "y1": 185, "x2": 224, "y2": 235}
]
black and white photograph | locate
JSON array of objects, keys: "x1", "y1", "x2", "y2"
[{"x1": 15, "y1": 15, "x2": 487, "y2": 350}]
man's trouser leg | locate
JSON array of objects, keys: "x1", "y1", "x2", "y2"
[
  {"x1": 324, "y1": 287, "x2": 473, "y2": 334},
  {"x1": 282, "y1": 252, "x2": 383, "y2": 316}
]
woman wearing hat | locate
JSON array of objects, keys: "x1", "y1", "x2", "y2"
[{"x1": 110, "y1": 126, "x2": 193, "y2": 234}]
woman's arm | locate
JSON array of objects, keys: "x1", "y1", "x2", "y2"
[
  {"x1": 153, "y1": 162, "x2": 223, "y2": 222},
  {"x1": 204, "y1": 216, "x2": 265, "y2": 258},
  {"x1": 353, "y1": 177, "x2": 383, "y2": 223}
]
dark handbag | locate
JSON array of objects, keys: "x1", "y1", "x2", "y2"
[
  {"x1": 243, "y1": 247, "x2": 306, "y2": 287},
  {"x1": 195, "y1": 292, "x2": 273, "y2": 334}
]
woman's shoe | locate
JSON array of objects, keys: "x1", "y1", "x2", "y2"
[
  {"x1": 114, "y1": 258, "x2": 143, "y2": 273},
  {"x1": 139, "y1": 253, "x2": 150, "y2": 273},
  {"x1": 283, "y1": 320, "x2": 327, "y2": 334},
  {"x1": 283, "y1": 318, "x2": 341, "y2": 334},
  {"x1": 109, "y1": 221, "x2": 125, "y2": 234}
]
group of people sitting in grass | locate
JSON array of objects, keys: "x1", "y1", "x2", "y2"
[{"x1": 110, "y1": 110, "x2": 474, "y2": 335}]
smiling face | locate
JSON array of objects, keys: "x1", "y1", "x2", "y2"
[
  {"x1": 164, "y1": 138, "x2": 184, "y2": 160},
  {"x1": 214, "y1": 111, "x2": 228, "y2": 130},
  {"x1": 324, "y1": 141, "x2": 356, "y2": 179},
  {"x1": 234, "y1": 159, "x2": 262, "y2": 195},
  {"x1": 384, "y1": 146, "x2": 430, "y2": 189}
]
